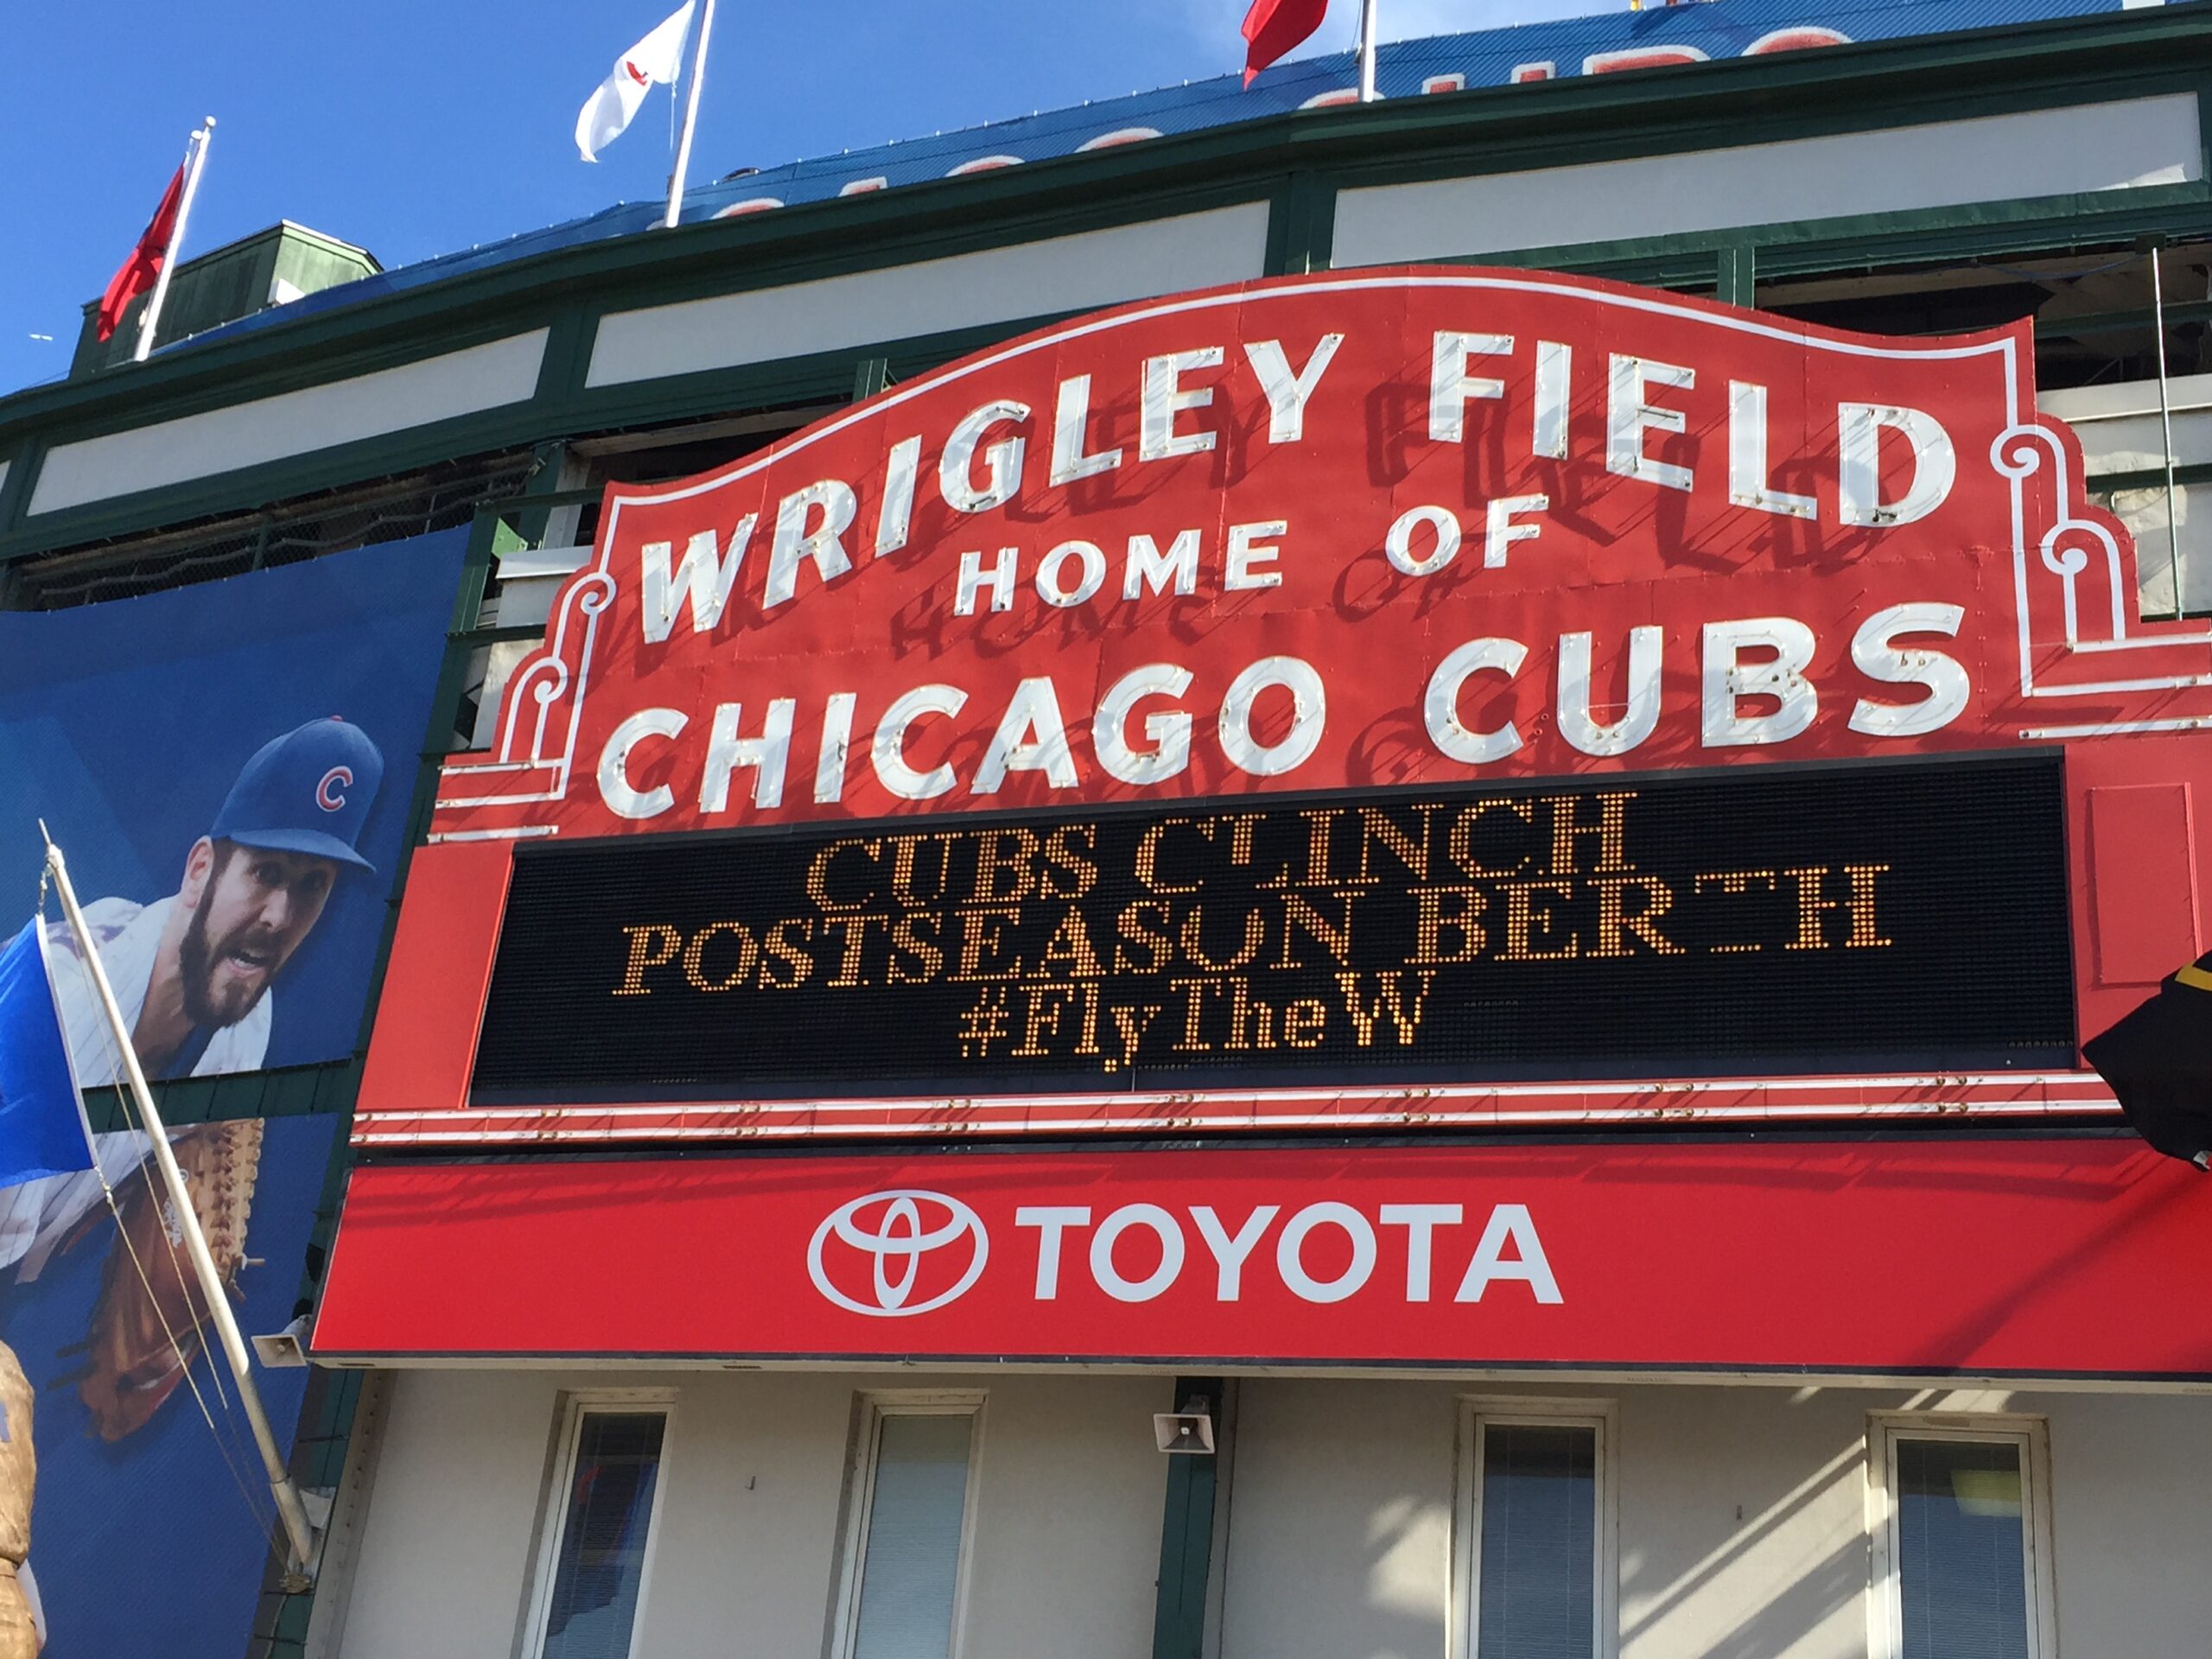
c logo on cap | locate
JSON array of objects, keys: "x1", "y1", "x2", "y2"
[{"x1": 316, "y1": 766, "x2": 353, "y2": 813}]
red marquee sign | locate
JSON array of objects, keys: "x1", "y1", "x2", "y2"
[
  {"x1": 314, "y1": 1138, "x2": 2212, "y2": 1377},
  {"x1": 357, "y1": 267, "x2": 2212, "y2": 1148}
]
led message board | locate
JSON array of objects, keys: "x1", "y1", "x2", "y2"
[{"x1": 471, "y1": 754, "x2": 2073, "y2": 1103}]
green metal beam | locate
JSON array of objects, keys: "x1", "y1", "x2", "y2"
[
  {"x1": 1151, "y1": 1376, "x2": 1224, "y2": 1659},
  {"x1": 1717, "y1": 245, "x2": 1756, "y2": 308}
]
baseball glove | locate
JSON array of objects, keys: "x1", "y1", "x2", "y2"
[{"x1": 76, "y1": 1121, "x2": 264, "y2": 1444}]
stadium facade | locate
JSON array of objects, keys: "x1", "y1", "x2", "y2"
[{"x1": 3, "y1": 4, "x2": 2211, "y2": 1656}]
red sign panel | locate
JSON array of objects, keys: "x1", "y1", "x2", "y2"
[
  {"x1": 314, "y1": 1137, "x2": 2212, "y2": 1377},
  {"x1": 356, "y1": 267, "x2": 2212, "y2": 1147}
]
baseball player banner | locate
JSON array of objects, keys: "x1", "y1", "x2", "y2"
[
  {"x1": 0, "y1": 528, "x2": 467, "y2": 1082},
  {"x1": 0, "y1": 1111, "x2": 338, "y2": 1655}
]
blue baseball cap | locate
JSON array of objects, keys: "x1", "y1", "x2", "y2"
[{"x1": 209, "y1": 718, "x2": 385, "y2": 874}]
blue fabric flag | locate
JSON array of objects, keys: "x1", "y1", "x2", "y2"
[{"x1": 0, "y1": 918, "x2": 94, "y2": 1187}]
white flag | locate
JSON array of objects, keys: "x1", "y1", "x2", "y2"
[{"x1": 575, "y1": 3, "x2": 696, "y2": 162}]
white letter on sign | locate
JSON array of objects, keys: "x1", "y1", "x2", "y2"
[
  {"x1": 1484, "y1": 495, "x2": 1548, "y2": 569},
  {"x1": 1702, "y1": 617, "x2": 1818, "y2": 747},
  {"x1": 1558, "y1": 627, "x2": 1663, "y2": 758},
  {"x1": 1091, "y1": 1205, "x2": 1186, "y2": 1302},
  {"x1": 1454, "y1": 1204, "x2": 1562, "y2": 1303},
  {"x1": 1430, "y1": 331, "x2": 1513, "y2": 442},
  {"x1": 1848, "y1": 601, "x2": 1969, "y2": 737},
  {"x1": 1380, "y1": 1203, "x2": 1463, "y2": 1301},
  {"x1": 1141, "y1": 348, "x2": 1224, "y2": 461},
  {"x1": 1608, "y1": 354, "x2": 1694, "y2": 493},
  {"x1": 875, "y1": 436, "x2": 922, "y2": 556},
  {"x1": 699, "y1": 700, "x2": 795, "y2": 812},
  {"x1": 1838, "y1": 404, "x2": 1955, "y2": 528},
  {"x1": 1425, "y1": 639, "x2": 1527, "y2": 765},
  {"x1": 1245, "y1": 334, "x2": 1344, "y2": 442},
  {"x1": 956, "y1": 547, "x2": 1017, "y2": 616},
  {"x1": 598, "y1": 708, "x2": 686, "y2": 820},
  {"x1": 1094, "y1": 664, "x2": 1194, "y2": 786},
  {"x1": 973, "y1": 677, "x2": 1078, "y2": 795},
  {"x1": 1226, "y1": 520, "x2": 1286, "y2": 592},
  {"x1": 1192, "y1": 1205, "x2": 1281, "y2": 1300},
  {"x1": 940, "y1": 400, "x2": 1032, "y2": 512},
  {"x1": 1016, "y1": 1206, "x2": 1092, "y2": 1299},
  {"x1": 873, "y1": 684, "x2": 969, "y2": 800},
  {"x1": 642, "y1": 518, "x2": 756, "y2": 643},
  {"x1": 1050, "y1": 375, "x2": 1122, "y2": 486},
  {"x1": 1277, "y1": 1203, "x2": 1377, "y2": 1303},
  {"x1": 1728, "y1": 382, "x2": 1815, "y2": 520},
  {"x1": 1219, "y1": 657, "x2": 1325, "y2": 777},
  {"x1": 1124, "y1": 531, "x2": 1200, "y2": 601},
  {"x1": 1036, "y1": 539, "x2": 1107, "y2": 608},
  {"x1": 1387, "y1": 505, "x2": 1461, "y2": 577},
  {"x1": 765, "y1": 480, "x2": 857, "y2": 609}
]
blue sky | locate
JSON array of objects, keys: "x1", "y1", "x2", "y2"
[{"x1": 2, "y1": 0, "x2": 1611, "y2": 397}]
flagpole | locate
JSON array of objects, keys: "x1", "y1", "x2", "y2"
[
  {"x1": 38, "y1": 835, "x2": 320, "y2": 1584},
  {"x1": 1357, "y1": 0, "x2": 1380, "y2": 102},
  {"x1": 664, "y1": 0, "x2": 716, "y2": 230},
  {"x1": 133, "y1": 117, "x2": 214, "y2": 365}
]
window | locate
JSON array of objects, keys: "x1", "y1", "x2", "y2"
[
  {"x1": 1868, "y1": 1416, "x2": 2057, "y2": 1659},
  {"x1": 832, "y1": 1394, "x2": 982, "y2": 1659},
  {"x1": 523, "y1": 1394, "x2": 673, "y2": 1659},
  {"x1": 1455, "y1": 1400, "x2": 1618, "y2": 1659}
]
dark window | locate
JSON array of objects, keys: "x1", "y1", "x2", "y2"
[
  {"x1": 1895, "y1": 1438, "x2": 2032, "y2": 1659},
  {"x1": 847, "y1": 1410, "x2": 975, "y2": 1659},
  {"x1": 538, "y1": 1409, "x2": 667, "y2": 1659},
  {"x1": 1477, "y1": 1421, "x2": 1599, "y2": 1659}
]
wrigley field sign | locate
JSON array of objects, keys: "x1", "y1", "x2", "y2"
[{"x1": 355, "y1": 265, "x2": 2212, "y2": 1145}]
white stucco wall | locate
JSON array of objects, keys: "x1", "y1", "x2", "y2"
[
  {"x1": 1217, "y1": 1378, "x2": 2212, "y2": 1659},
  {"x1": 585, "y1": 204, "x2": 1272, "y2": 388},
  {"x1": 328, "y1": 1369, "x2": 2212, "y2": 1659},
  {"x1": 331, "y1": 1368, "x2": 1167, "y2": 1659},
  {"x1": 1332, "y1": 94, "x2": 2202, "y2": 267},
  {"x1": 27, "y1": 331, "x2": 548, "y2": 516}
]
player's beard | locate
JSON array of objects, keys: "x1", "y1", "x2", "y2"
[{"x1": 177, "y1": 899, "x2": 283, "y2": 1029}]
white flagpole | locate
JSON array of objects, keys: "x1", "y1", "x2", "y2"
[
  {"x1": 664, "y1": 0, "x2": 717, "y2": 230},
  {"x1": 133, "y1": 117, "x2": 215, "y2": 365},
  {"x1": 1357, "y1": 0, "x2": 1380, "y2": 102},
  {"x1": 39, "y1": 834, "x2": 320, "y2": 1583}
]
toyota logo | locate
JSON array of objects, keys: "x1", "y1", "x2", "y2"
[{"x1": 808, "y1": 1190, "x2": 988, "y2": 1318}]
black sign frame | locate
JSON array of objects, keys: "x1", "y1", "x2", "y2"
[{"x1": 469, "y1": 751, "x2": 2077, "y2": 1105}]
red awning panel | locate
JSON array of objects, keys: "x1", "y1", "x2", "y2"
[{"x1": 314, "y1": 1137, "x2": 2212, "y2": 1378}]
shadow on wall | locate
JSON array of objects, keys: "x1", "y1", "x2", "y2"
[
  {"x1": 1348, "y1": 1491, "x2": 1456, "y2": 1659},
  {"x1": 1618, "y1": 1431, "x2": 1871, "y2": 1659}
]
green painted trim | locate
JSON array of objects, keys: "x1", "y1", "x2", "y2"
[
  {"x1": 852, "y1": 357, "x2": 892, "y2": 400},
  {"x1": 78, "y1": 1060, "x2": 356, "y2": 1135},
  {"x1": 1150, "y1": 1376, "x2": 1223, "y2": 1659},
  {"x1": 535, "y1": 301, "x2": 597, "y2": 408},
  {"x1": 0, "y1": 407, "x2": 537, "y2": 563},
  {"x1": 1717, "y1": 245, "x2": 1756, "y2": 308},
  {"x1": 1441, "y1": 184, "x2": 2212, "y2": 292},
  {"x1": 1266, "y1": 173, "x2": 1338, "y2": 276},
  {"x1": 2041, "y1": 297, "x2": 2212, "y2": 340},
  {"x1": 0, "y1": 437, "x2": 38, "y2": 547},
  {"x1": 2086, "y1": 461, "x2": 2212, "y2": 493}
]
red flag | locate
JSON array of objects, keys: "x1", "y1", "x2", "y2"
[
  {"x1": 1243, "y1": 0, "x2": 1330, "y2": 86},
  {"x1": 95, "y1": 166, "x2": 186, "y2": 343}
]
